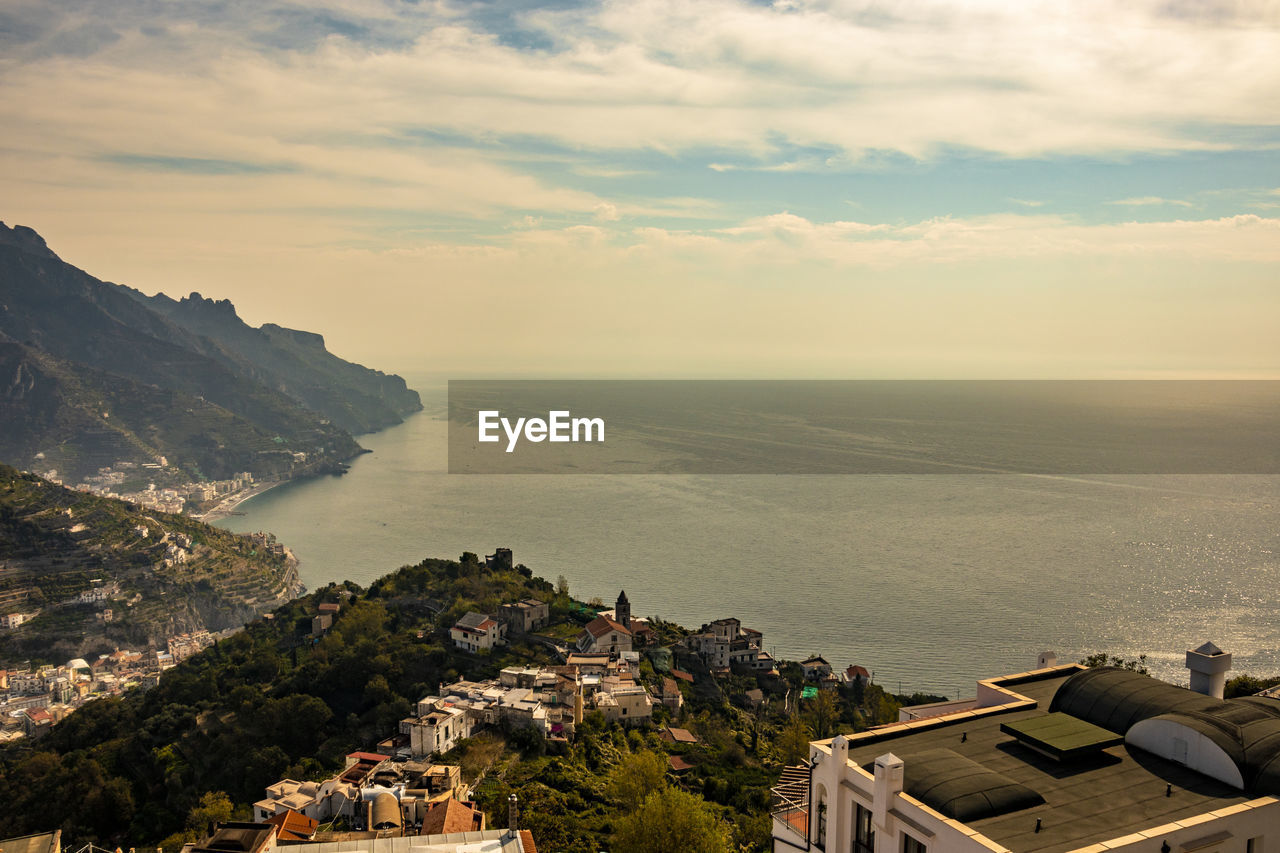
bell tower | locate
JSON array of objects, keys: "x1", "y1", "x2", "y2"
[{"x1": 615, "y1": 590, "x2": 631, "y2": 628}]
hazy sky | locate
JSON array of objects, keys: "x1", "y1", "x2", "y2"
[{"x1": 2, "y1": 0, "x2": 1278, "y2": 378}]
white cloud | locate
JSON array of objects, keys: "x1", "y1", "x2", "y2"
[
  {"x1": 4, "y1": 0, "x2": 1280, "y2": 178},
  {"x1": 1108, "y1": 196, "x2": 1194, "y2": 207}
]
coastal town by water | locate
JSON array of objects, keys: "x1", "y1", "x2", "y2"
[{"x1": 35, "y1": 456, "x2": 281, "y2": 520}]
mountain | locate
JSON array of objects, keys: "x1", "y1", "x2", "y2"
[
  {"x1": 0, "y1": 221, "x2": 421, "y2": 481},
  {"x1": 128, "y1": 289, "x2": 421, "y2": 435},
  {"x1": 0, "y1": 341, "x2": 353, "y2": 482},
  {"x1": 0, "y1": 464, "x2": 303, "y2": 665}
]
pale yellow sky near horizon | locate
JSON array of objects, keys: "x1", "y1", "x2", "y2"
[{"x1": 17, "y1": 215, "x2": 1276, "y2": 381}]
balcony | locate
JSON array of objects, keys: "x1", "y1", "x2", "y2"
[{"x1": 769, "y1": 765, "x2": 810, "y2": 841}]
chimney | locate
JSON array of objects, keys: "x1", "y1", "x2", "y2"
[
  {"x1": 872, "y1": 752, "x2": 904, "y2": 832},
  {"x1": 1037, "y1": 651, "x2": 1057, "y2": 669},
  {"x1": 1186, "y1": 641, "x2": 1231, "y2": 699},
  {"x1": 509, "y1": 794, "x2": 519, "y2": 830},
  {"x1": 830, "y1": 734, "x2": 849, "y2": 767}
]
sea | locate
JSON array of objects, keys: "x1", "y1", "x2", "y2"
[{"x1": 219, "y1": 380, "x2": 1280, "y2": 698}]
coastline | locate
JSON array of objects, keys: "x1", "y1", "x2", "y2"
[{"x1": 195, "y1": 477, "x2": 287, "y2": 523}]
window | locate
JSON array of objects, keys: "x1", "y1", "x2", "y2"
[
  {"x1": 816, "y1": 800, "x2": 827, "y2": 850},
  {"x1": 902, "y1": 833, "x2": 927, "y2": 853},
  {"x1": 853, "y1": 803, "x2": 874, "y2": 853}
]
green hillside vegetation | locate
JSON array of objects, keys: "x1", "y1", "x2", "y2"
[
  {"x1": 0, "y1": 552, "x2": 921, "y2": 852},
  {"x1": 0, "y1": 465, "x2": 301, "y2": 664},
  {"x1": 0, "y1": 342, "x2": 358, "y2": 483}
]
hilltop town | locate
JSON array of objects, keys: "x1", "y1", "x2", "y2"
[
  {"x1": 3, "y1": 548, "x2": 1279, "y2": 853},
  {"x1": 0, "y1": 549, "x2": 910, "y2": 853}
]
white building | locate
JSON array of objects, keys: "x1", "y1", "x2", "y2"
[
  {"x1": 450, "y1": 612, "x2": 505, "y2": 652},
  {"x1": 400, "y1": 704, "x2": 474, "y2": 758},
  {"x1": 594, "y1": 680, "x2": 654, "y2": 726},
  {"x1": 686, "y1": 617, "x2": 767, "y2": 669},
  {"x1": 0, "y1": 612, "x2": 34, "y2": 630},
  {"x1": 253, "y1": 753, "x2": 386, "y2": 822},
  {"x1": 576, "y1": 615, "x2": 632, "y2": 654},
  {"x1": 772, "y1": 649, "x2": 1280, "y2": 853}
]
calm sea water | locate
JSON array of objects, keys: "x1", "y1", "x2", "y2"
[{"x1": 220, "y1": 386, "x2": 1280, "y2": 697}]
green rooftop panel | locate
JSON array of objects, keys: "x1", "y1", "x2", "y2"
[{"x1": 1000, "y1": 711, "x2": 1123, "y2": 761}]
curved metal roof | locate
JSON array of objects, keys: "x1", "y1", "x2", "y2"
[
  {"x1": 1050, "y1": 667, "x2": 1280, "y2": 796},
  {"x1": 1049, "y1": 667, "x2": 1221, "y2": 732},
  {"x1": 869, "y1": 749, "x2": 1045, "y2": 822}
]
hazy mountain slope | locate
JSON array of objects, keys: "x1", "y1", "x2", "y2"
[
  {"x1": 132, "y1": 289, "x2": 421, "y2": 434},
  {"x1": 0, "y1": 340, "x2": 357, "y2": 481},
  {"x1": 0, "y1": 220, "x2": 416, "y2": 478}
]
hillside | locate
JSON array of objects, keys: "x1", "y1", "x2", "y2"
[
  {"x1": 0, "y1": 221, "x2": 420, "y2": 482},
  {"x1": 0, "y1": 552, "x2": 920, "y2": 852},
  {"x1": 0, "y1": 341, "x2": 357, "y2": 483},
  {"x1": 0, "y1": 465, "x2": 303, "y2": 665},
  {"x1": 130, "y1": 290, "x2": 421, "y2": 435}
]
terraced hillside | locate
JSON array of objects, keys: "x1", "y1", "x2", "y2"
[{"x1": 0, "y1": 464, "x2": 303, "y2": 665}]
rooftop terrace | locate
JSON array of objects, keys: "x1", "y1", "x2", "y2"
[{"x1": 828, "y1": 669, "x2": 1272, "y2": 853}]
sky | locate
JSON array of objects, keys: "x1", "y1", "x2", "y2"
[{"x1": 1, "y1": 0, "x2": 1278, "y2": 378}]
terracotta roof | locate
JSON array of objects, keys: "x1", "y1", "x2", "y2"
[
  {"x1": 846, "y1": 665, "x2": 870, "y2": 678},
  {"x1": 421, "y1": 799, "x2": 485, "y2": 835},
  {"x1": 583, "y1": 615, "x2": 631, "y2": 638},
  {"x1": 346, "y1": 751, "x2": 390, "y2": 763},
  {"x1": 670, "y1": 669, "x2": 694, "y2": 683},
  {"x1": 518, "y1": 829, "x2": 538, "y2": 853},
  {"x1": 266, "y1": 809, "x2": 318, "y2": 842},
  {"x1": 667, "y1": 755, "x2": 694, "y2": 772}
]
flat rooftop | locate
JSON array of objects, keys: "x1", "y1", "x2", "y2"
[{"x1": 840, "y1": 671, "x2": 1259, "y2": 853}]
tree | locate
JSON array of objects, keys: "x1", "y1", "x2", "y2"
[
  {"x1": 806, "y1": 689, "x2": 839, "y2": 739},
  {"x1": 1080, "y1": 652, "x2": 1149, "y2": 675},
  {"x1": 1224, "y1": 673, "x2": 1280, "y2": 698},
  {"x1": 608, "y1": 750, "x2": 668, "y2": 810},
  {"x1": 612, "y1": 787, "x2": 729, "y2": 853},
  {"x1": 186, "y1": 791, "x2": 234, "y2": 833},
  {"x1": 556, "y1": 575, "x2": 570, "y2": 597},
  {"x1": 776, "y1": 716, "x2": 811, "y2": 765}
]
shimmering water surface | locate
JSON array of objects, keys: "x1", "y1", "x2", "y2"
[{"x1": 221, "y1": 387, "x2": 1280, "y2": 696}]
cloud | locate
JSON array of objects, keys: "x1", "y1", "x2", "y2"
[
  {"x1": 4, "y1": 0, "x2": 1280, "y2": 176},
  {"x1": 1108, "y1": 196, "x2": 1194, "y2": 207},
  {"x1": 1008, "y1": 198, "x2": 1045, "y2": 208},
  {"x1": 491, "y1": 211, "x2": 1280, "y2": 270}
]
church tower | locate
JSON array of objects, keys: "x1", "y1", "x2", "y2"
[{"x1": 615, "y1": 590, "x2": 631, "y2": 629}]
